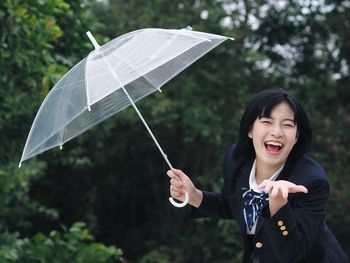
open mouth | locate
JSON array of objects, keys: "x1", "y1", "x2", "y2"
[{"x1": 264, "y1": 141, "x2": 283, "y2": 154}]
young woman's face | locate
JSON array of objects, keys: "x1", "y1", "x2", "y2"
[{"x1": 248, "y1": 101, "x2": 298, "y2": 170}]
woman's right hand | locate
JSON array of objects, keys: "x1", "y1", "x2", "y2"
[{"x1": 167, "y1": 169, "x2": 203, "y2": 208}]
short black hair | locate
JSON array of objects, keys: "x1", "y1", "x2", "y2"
[{"x1": 233, "y1": 89, "x2": 312, "y2": 162}]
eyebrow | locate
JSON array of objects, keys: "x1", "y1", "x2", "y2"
[{"x1": 260, "y1": 116, "x2": 295, "y2": 123}]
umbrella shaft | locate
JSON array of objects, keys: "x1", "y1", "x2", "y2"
[
  {"x1": 121, "y1": 87, "x2": 173, "y2": 170},
  {"x1": 98, "y1": 51, "x2": 173, "y2": 170}
]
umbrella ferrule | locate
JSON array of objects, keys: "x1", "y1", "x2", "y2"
[{"x1": 86, "y1": 31, "x2": 101, "y2": 50}]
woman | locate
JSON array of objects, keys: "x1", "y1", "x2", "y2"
[{"x1": 168, "y1": 89, "x2": 348, "y2": 263}]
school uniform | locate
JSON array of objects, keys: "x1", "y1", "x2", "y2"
[{"x1": 192, "y1": 144, "x2": 348, "y2": 263}]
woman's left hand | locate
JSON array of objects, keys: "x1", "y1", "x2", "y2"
[{"x1": 258, "y1": 180, "x2": 308, "y2": 216}]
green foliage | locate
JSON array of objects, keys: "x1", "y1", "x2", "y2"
[
  {"x1": 0, "y1": 1, "x2": 124, "y2": 262},
  {"x1": 0, "y1": 0, "x2": 86, "y2": 234},
  {"x1": 0, "y1": 222, "x2": 123, "y2": 263},
  {"x1": 0, "y1": 161, "x2": 58, "y2": 233},
  {"x1": 0, "y1": 0, "x2": 66, "y2": 162},
  {"x1": 0, "y1": 0, "x2": 349, "y2": 262},
  {"x1": 139, "y1": 247, "x2": 172, "y2": 263}
]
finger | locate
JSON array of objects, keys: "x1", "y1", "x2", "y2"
[
  {"x1": 258, "y1": 180, "x2": 267, "y2": 189},
  {"x1": 270, "y1": 185, "x2": 280, "y2": 198},
  {"x1": 168, "y1": 169, "x2": 185, "y2": 182},
  {"x1": 167, "y1": 170, "x2": 176, "y2": 179},
  {"x1": 170, "y1": 186, "x2": 182, "y2": 195},
  {"x1": 170, "y1": 187, "x2": 185, "y2": 200},
  {"x1": 170, "y1": 189, "x2": 181, "y2": 198},
  {"x1": 171, "y1": 169, "x2": 187, "y2": 182},
  {"x1": 171, "y1": 168, "x2": 182, "y2": 175},
  {"x1": 170, "y1": 188, "x2": 185, "y2": 200},
  {"x1": 290, "y1": 185, "x2": 308, "y2": 194},
  {"x1": 263, "y1": 182, "x2": 274, "y2": 194},
  {"x1": 258, "y1": 180, "x2": 272, "y2": 194},
  {"x1": 281, "y1": 187, "x2": 289, "y2": 199},
  {"x1": 170, "y1": 178, "x2": 183, "y2": 188},
  {"x1": 170, "y1": 188, "x2": 178, "y2": 196}
]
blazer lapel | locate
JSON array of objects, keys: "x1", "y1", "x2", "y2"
[
  {"x1": 255, "y1": 212, "x2": 265, "y2": 236},
  {"x1": 233, "y1": 161, "x2": 252, "y2": 233}
]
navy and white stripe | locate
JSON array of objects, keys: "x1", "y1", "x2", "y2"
[{"x1": 242, "y1": 188, "x2": 269, "y2": 232}]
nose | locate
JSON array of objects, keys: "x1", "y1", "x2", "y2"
[{"x1": 270, "y1": 124, "x2": 283, "y2": 137}]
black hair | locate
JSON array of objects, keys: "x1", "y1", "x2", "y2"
[{"x1": 233, "y1": 89, "x2": 312, "y2": 163}]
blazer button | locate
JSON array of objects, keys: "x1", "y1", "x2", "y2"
[
  {"x1": 277, "y1": 220, "x2": 284, "y2": 226},
  {"x1": 280, "y1": 226, "x2": 286, "y2": 231},
  {"x1": 255, "y1": 242, "x2": 263, "y2": 248},
  {"x1": 282, "y1": 231, "x2": 289, "y2": 236}
]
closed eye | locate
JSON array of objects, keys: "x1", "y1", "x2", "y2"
[
  {"x1": 283, "y1": 123, "x2": 295, "y2": 128},
  {"x1": 260, "y1": 119, "x2": 271, "y2": 124}
]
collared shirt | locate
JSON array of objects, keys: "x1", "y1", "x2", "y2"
[{"x1": 246, "y1": 159, "x2": 284, "y2": 234}]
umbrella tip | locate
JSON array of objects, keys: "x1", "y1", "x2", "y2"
[
  {"x1": 18, "y1": 161, "x2": 22, "y2": 168},
  {"x1": 86, "y1": 31, "x2": 101, "y2": 50}
]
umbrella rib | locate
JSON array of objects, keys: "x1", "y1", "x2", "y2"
[
  {"x1": 85, "y1": 53, "x2": 92, "y2": 111},
  {"x1": 170, "y1": 29, "x2": 211, "y2": 42}
]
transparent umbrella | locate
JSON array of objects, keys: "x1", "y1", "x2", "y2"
[{"x1": 19, "y1": 27, "x2": 233, "y2": 207}]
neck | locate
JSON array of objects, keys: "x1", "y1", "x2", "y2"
[{"x1": 255, "y1": 161, "x2": 284, "y2": 184}]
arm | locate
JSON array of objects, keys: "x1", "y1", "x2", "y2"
[
  {"x1": 167, "y1": 169, "x2": 234, "y2": 219},
  {"x1": 167, "y1": 144, "x2": 238, "y2": 219},
  {"x1": 258, "y1": 180, "x2": 308, "y2": 216},
  {"x1": 260, "y1": 178, "x2": 330, "y2": 262}
]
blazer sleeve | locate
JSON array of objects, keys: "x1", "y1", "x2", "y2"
[
  {"x1": 191, "y1": 144, "x2": 237, "y2": 220},
  {"x1": 260, "y1": 177, "x2": 330, "y2": 263}
]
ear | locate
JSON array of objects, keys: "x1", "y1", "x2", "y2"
[
  {"x1": 248, "y1": 130, "x2": 253, "y2": 139},
  {"x1": 294, "y1": 132, "x2": 299, "y2": 144}
]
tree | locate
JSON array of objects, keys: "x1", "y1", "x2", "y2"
[{"x1": 0, "y1": 0, "x2": 123, "y2": 261}]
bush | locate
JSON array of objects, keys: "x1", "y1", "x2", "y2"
[{"x1": 0, "y1": 222, "x2": 124, "y2": 263}]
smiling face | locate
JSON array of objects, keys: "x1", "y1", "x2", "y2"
[{"x1": 248, "y1": 101, "x2": 298, "y2": 174}]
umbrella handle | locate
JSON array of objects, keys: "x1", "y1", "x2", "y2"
[{"x1": 169, "y1": 192, "x2": 189, "y2": 208}]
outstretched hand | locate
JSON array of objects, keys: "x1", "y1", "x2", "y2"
[
  {"x1": 258, "y1": 180, "x2": 308, "y2": 216},
  {"x1": 167, "y1": 169, "x2": 203, "y2": 208}
]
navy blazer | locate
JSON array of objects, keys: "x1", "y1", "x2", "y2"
[{"x1": 192, "y1": 144, "x2": 348, "y2": 263}]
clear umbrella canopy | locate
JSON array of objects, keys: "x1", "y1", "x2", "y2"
[{"x1": 20, "y1": 28, "x2": 232, "y2": 164}]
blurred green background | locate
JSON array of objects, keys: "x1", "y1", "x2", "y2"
[{"x1": 0, "y1": 0, "x2": 349, "y2": 262}]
